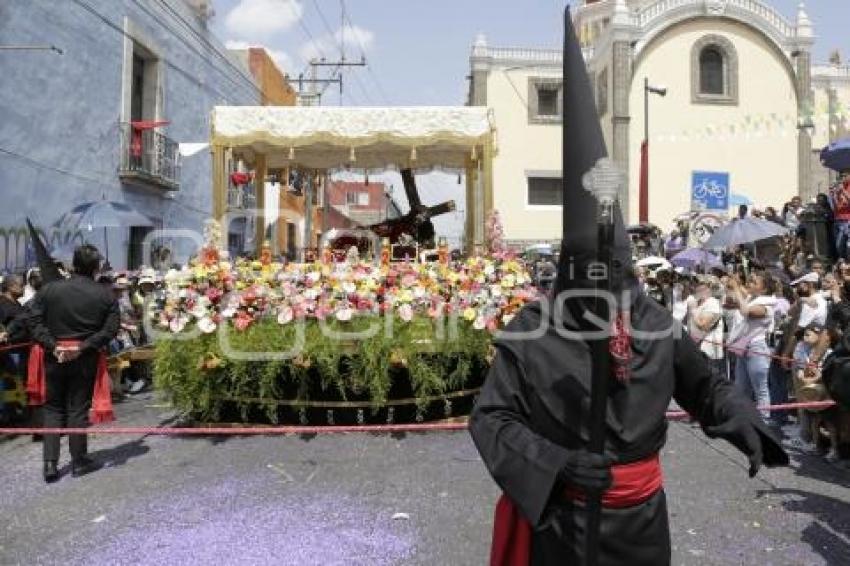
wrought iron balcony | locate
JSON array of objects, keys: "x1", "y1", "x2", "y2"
[
  {"x1": 119, "y1": 122, "x2": 181, "y2": 190},
  {"x1": 227, "y1": 185, "x2": 257, "y2": 209}
]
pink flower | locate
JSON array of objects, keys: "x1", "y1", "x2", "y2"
[
  {"x1": 234, "y1": 312, "x2": 253, "y2": 331},
  {"x1": 398, "y1": 303, "x2": 414, "y2": 322},
  {"x1": 314, "y1": 304, "x2": 331, "y2": 321}
]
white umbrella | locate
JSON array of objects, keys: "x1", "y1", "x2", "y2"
[{"x1": 636, "y1": 256, "x2": 671, "y2": 270}]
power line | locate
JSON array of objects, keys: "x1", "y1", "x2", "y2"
[
  {"x1": 341, "y1": 2, "x2": 392, "y2": 105},
  {"x1": 0, "y1": 146, "x2": 211, "y2": 218},
  {"x1": 150, "y1": 0, "x2": 264, "y2": 94},
  {"x1": 130, "y1": 0, "x2": 259, "y2": 98}
]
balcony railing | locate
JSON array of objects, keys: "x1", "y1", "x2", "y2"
[
  {"x1": 119, "y1": 122, "x2": 181, "y2": 190},
  {"x1": 227, "y1": 185, "x2": 257, "y2": 209}
]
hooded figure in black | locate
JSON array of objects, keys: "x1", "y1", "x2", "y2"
[{"x1": 468, "y1": 7, "x2": 788, "y2": 566}]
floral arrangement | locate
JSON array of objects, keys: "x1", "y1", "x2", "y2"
[
  {"x1": 150, "y1": 249, "x2": 537, "y2": 337},
  {"x1": 485, "y1": 209, "x2": 507, "y2": 257},
  {"x1": 150, "y1": 227, "x2": 538, "y2": 424}
]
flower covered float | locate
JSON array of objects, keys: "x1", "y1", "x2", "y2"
[{"x1": 151, "y1": 223, "x2": 538, "y2": 425}]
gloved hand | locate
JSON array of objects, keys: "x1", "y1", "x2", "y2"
[
  {"x1": 560, "y1": 450, "x2": 616, "y2": 492},
  {"x1": 704, "y1": 415, "x2": 763, "y2": 477}
]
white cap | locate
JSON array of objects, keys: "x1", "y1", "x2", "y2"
[{"x1": 791, "y1": 272, "x2": 819, "y2": 286}]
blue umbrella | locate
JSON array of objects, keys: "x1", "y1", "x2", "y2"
[
  {"x1": 703, "y1": 217, "x2": 789, "y2": 249},
  {"x1": 728, "y1": 193, "x2": 753, "y2": 207},
  {"x1": 53, "y1": 200, "x2": 154, "y2": 264},
  {"x1": 671, "y1": 248, "x2": 722, "y2": 270},
  {"x1": 820, "y1": 137, "x2": 850, "y2": 173},
  {"x1": 54, "y1": 200, "x2": 153, "y2": 230}
]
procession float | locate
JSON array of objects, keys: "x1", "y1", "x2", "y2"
[
  {"x1": 151, "y1": 218, "x2": 536, "y2": 425},
  {"x1": 146, "y1": 105, "x2": 520, "y2": 424}
]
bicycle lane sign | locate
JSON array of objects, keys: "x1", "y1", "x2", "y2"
[{"x1": 691, "y1": 171, "x2": 729, "y2": 211}]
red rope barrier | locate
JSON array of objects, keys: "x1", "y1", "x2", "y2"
[
  {"x1": 0, "y1": 341, "x2": 33, "y2": 353},
  {"x1": 0, "y1": 401, "x2": 836, "y2": 436}
]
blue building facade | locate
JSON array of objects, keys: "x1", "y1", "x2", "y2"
[{"x1": 0, "y1": 0, "x2": 261, "y2": 272}]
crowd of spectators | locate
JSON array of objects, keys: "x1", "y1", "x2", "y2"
[{"x1": 637, "y1": 176, "x2": 850, "y2": 466}]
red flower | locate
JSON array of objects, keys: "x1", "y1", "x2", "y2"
[{"x1": 234, "y1": 312, "x2": 253, "y2": 331}]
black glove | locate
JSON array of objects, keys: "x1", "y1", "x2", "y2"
[
  {"x1": 559, "y1": 450, "x2": 616, "y2": 492},
  {"x1": 704, "y1": 416, "x2": 763, "y2": 478}
]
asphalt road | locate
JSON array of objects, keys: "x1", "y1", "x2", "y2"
[{"x1": 1, "y1": 394, "x2": 848, "y2": 565}]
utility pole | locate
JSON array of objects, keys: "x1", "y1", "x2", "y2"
[{"x1": 307, "y1": 57, "x2": 366, "y2": 105}]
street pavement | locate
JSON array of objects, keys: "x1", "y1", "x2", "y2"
[{"x1": 1, "y1": 394, "x2": 848, "y2": 565}]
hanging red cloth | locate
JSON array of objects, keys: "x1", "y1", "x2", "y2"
[
  {"x1": 230, "y1": 171, "x2": 254, "y2": 186},
  {"x1": 26, "y1": 341, "x2": 114, "y2": 425},
  {"x1": 129, "y1": 120, "x2": 169, "y2": 158}
]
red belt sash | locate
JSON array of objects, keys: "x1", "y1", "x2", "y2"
[
  {"x1": 26, "y1": 340, "x2": 115, "y2": 425},
  {"x1": 490, "y1": 452, "x2": 662, "y2": 566}
]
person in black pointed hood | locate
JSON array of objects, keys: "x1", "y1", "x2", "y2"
[{"x1": 468, "y1": 6, "x2": 788, "y2": 565}]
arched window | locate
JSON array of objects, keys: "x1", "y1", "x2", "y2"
[
  {"x1": 691, "y1": 35, "x2": 738, "y2": 105},
  {"x1": 699, "y1": 47, "x2": 725, "y2": 95}
]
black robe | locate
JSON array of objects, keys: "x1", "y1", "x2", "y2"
[{"x1": 469, "y1": 296, "x2": 787, "y2": 565}]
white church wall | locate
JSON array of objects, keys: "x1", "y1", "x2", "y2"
[
  {"x1": 486, "y1": 66, "x2": 563, "y2": 244},
  {"x1": 628, "y1": 18, "x2": 799, "y2": 227}
]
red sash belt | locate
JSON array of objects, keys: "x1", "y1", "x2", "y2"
[
  {"x1": 490, "y1": 452, "x2": 662, "y2": 566},
  {"x1": 26, "y1": 340, "x2": 114, "y2": 425}
]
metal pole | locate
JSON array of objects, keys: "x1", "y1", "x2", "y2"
[
  {"x1": 303, "y1": 172, "x2": 314, "y2": 262},
  {"x1": 585, "y1": 201, "x2": 614, "y2": 566},
  {"x1": 644, "y1": 78, "x2": 649, "y2": 144}
]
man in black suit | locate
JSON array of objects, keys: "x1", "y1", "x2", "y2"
[{"x1": 29, "y1": 245, "x2": 119, "y2": 482}]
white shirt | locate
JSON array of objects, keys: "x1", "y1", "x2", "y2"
[
  {"x1": 688, "y1": 296, "x2": 723, "y2": 359},
  {"x1": 728, "y1": 295, "x2": 777, "y2": 350},
  {"x1": 798, "y1": 294, "x2": 828, "y2": 329}
]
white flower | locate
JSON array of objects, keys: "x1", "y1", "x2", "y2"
[
  {"x1": 413, "y1": 286, "x2": 426, "y2": 299},
  {"x1": 484, "y1": 264, "x2": 495, "y2": 276},
  {"x1": 307, "y1": 271, "x2": 321, "y2": 283},
  {"x1": 221, "y1": 306, "x2": 236, "y2": 319},
  {"x1": 197, "y1": 317, "x2": 217, "y2": 334},
  {"x1": 169, "y1": 316, "x2": 188, "y2": 333},
  {"x1": 490, "y1": 285, "x2": 502, "y2": 298},
  {"x1": 335, "y1": 307, "x2": 353, "y2": 322},
  {"x1": 473, "y1": 316, "x2": 486, "y2": 331},
  {"x1": 190, "y1": 305, "x2": 208, "y2": 319},
  {"x1": 342, "y1": 281, "x2": 357, "y2": 294},
  {"x1": 398, "y1": 303, "x2": 414, "y2": 322},
  {"x1": 277, "y1": 306, "x2": 294, "y2": 325},
  {"x1": 304, "y1": 288, "x2": 319, "y2": 300},
  {"x1": 502, "y1": 313, "x2": 515, "y2": 325}
]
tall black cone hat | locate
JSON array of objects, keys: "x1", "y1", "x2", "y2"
[
  {"x1": 553, "y1": 5, "x2": 632, "y2": 298},
  {"x1": 26, "y1": 218, "x2": 62, "y2": 284}
]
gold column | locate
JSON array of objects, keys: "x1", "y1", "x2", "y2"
[
  {"x1": 465, "y1": 159, "x2": 476, "y2": 253},
  {"x1": 254, "y1": 153, "x2": 267, "y2": 255},
  {"x1": 482, "y1": 140, "x2": 494, "y2": 220},
  {"x1": 211, "y1": 143, "x2": 227, "y2": 247}
]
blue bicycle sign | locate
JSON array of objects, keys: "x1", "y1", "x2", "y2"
[{"x1": 691, "y1": 171, "x2": 729, "y2": 211}]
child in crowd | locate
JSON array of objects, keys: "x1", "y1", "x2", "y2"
[{"x1": 793, "y1": 323, "x2": 841, "y2": 461}]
